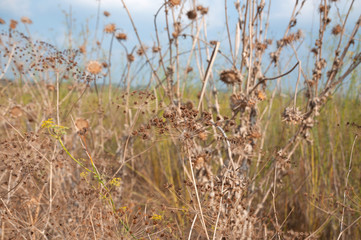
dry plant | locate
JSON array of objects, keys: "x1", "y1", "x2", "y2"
[{"x1": 0, "y1": 0, "x2": 361, "y2": 239}]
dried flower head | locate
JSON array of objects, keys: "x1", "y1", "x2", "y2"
[
  {"x1": 127, "y1": 54, "x2": 135, "y2": 62},
  {"x1": 104, "y1": 23, "x2": 116, "y2": 33},
  {"x1": 0, "y1": 18, "x2": 5, "y2": 24},
  {"x1": 220, "y1": 69, "x2": 241, "y2": 85},
  {"x1": 10, "y1": 20, "x2": 18, "y2": 29},
  {"x1": 186, "y1": 10, "x2": 197, "y2": 20},
  {"x1": 332, "y1": 24, "x2": 342, "y2": 35},
  {"x1": 172, "y1": 31, "x2": 179, "y2": 38},
  {"x1": 197, "y1": 132, "x2": 208, "y2": 141},
  {"x1": 255, "y1": 90, "x2": 266, "y2": 101},
  {"x1": 86, "y1": 61, "x2": 102, "y2": 74},
  {"x1": 282, "y1": 107, "x2": 303, "y2": 124},
  {"x1": 196, "y1": 5, "x2": 208, "y2": 15},
  {"x1": 137, "y1": 46, "x2": 147, "y2": 56},
  {"x1": 102, "y1": 62, "x2": 108, "y2": 68},
  {"x1": 169, "y1": 0, "x2": 181, "y2": 6},
  {"x1": 318, "y1": 4, "x2": 329, "y2": 13},
  {"x1": 152, "y1": 46, "x2": 161, "y2": 53},
  {"x1": 115, "y1": 32, "x2": 127, "y2": 40},
  {"x1": 103, "y1": 11, "x2": 110, "y2": 17},
  {"x1": 21, "y1": 17, "x2": 32, "y2": 24},
  {"x1": 194, "y1": 156, "x2": 205, "y2": 169},
  {"x1": 10, "y1": 106, "x2": 23, "y2": 118},
  {"x1": 79, "y1": 45, "x2": 86, "y2": 54},
  {"x1": 186, "y1": 67, "x2": 193, "y2": 73},
  {"x1": 75, "y1": 118, "x2": 89, "y2": 135},
  {"x1": 46, "y1": 84, "x2": 55, "y2": 91}
]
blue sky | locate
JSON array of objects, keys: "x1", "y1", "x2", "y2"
[
  {"x1": 2, "y1": 0, "x2": 359, "y2": 45},
  {"x1": 0, "y1": 0, "x2": 360, "y2": 88}
]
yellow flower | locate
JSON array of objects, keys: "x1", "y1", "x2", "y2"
[
  {"x1": 151, "y1": 214, "x2": 162, "y2": 221},
  {"x1": 110, "y1": 177, "x2": 122, "y2": 187},
  {"x1": 80, "y1": 172, "x2": 88, "y2": 178}
]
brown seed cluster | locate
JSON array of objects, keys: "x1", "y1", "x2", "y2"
[{"x1": 0, "y1": 31, "x2": 88, "y2": 83}]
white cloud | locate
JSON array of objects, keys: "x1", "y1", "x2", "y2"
[{"x1": 0, "y1": 0, "x2": 31, "y2": 18}]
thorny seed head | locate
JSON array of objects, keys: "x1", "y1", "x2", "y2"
[{"x1": 186, "y1": 10, "x2": 197, "y2": 20}]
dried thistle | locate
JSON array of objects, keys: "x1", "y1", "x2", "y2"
[
  {"x1": 103, "y1": 11, "x2": 110, "y2": 17},
  {"x1": 172, "y1": 31, "x2": 179, "y2": 38},
  {"x1": 21, "y1": 17, "x2": 32, "y2": 24},
  {"x1": 75, "y1": 118, "x2": 89, "y2": 135},
  {"x1": 220, "y1": 69, "x2": 241, "y2": 85},
  {"x1": 186, "y1": 10, "x2": 197, "y2": 20},
  {"x1": 9, "y1": 106, "x2": 23, "y2": 118},
  {"x1": 169, "y1": 0, "x2": 181, "y2": 6},
  {"x1": 152, "y1": 46, "x2": 161, "y2": 53},
  {"x1": 86, "y1": 61, "x2": 102, "y2": 75},
  {"x1": 79, "y1": 45, "x2": 86, "y2": 54},
  {"x1": 255, "y1": 90, "x2": 266, "y2": 101},
  {"x1": 46, "y1": 84, "x2": 55, "y2": 92},
  {"x1": 332, "y1": 24, "x2": 342, "y2": 35},
  {"x1": 116, "y1": 32, "x2": 127, "y2": 40},
  {"x1": 127, "y1": 54, "x2": 135, "y2": 62},
  {"x1": 137, "y1": 46, "x2": 147, "y2": 56},
  {"x1": 104, "y1": 23, "x2": 116, "y2": 33},
  {"x1": 197, "y1": 132, "x2": 208, "y2": 141},
  {"x1": 10, "y1": 20, "x2": 18, "y2": 29},
  {"x1": 0, "y1": 18, "x2": 5, "y2": 24},
  {"x1": 196, "y1": 5, "x2": 209, "y2": 15}
]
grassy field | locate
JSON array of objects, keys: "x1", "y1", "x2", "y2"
[{"x1": 1, "y1": 0, "x2": 361, "y2": 239}]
